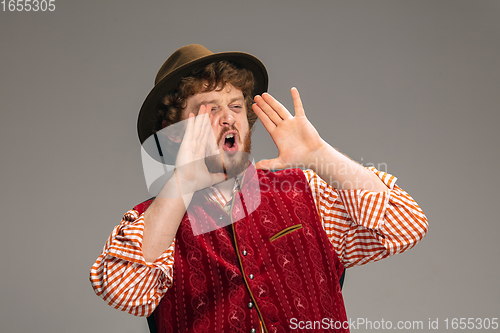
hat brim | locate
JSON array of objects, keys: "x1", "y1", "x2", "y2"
[{"x1": 137, "y1": 51, "x2": 268, "y2": 145}]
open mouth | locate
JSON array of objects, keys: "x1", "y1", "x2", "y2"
[{"x1": 221, "y1": 131, "x2": 239, "y2": 152}]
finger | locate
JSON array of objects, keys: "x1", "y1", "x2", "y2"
[
  {"x1": 291, "y1": 87, "x2": 305, "y2": 117},
  {"x1": 199, "y1": 113, "x2": 210, "y2": 145},
  {"x1": 254, "y1": 95, "x2": 284, "y2": 125},
  {"x1": 199, "y1": 105, "x2": 211, "y2": 134},
  {"x1": 193, "y1": 105, "x2": 209, "y2": 140},
  {"x1": 255, "y1": 158, "x2": 284, "y2": 170},
  {"x1": 184, "y1": 113, "x2": 195, "y2": 141},
  {"x1": 202, "y1": 113, "x2": 218, "y2": 156},
  {"x1": 252, "y1": 103, "x2": 276, "y2": 133},
  {"x1": 197, "y1": 105, "x2": 214, "y2": 143},
  {"x1": 261, "y1": 93, "x2": 293, "y2": 120},
  {"x1": 200, "y1": 111, "x2": 215, "y2": 150}
]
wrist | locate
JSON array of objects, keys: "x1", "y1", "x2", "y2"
[
  {"x1": 304, "y1": 140, "x2": 332, "y2": 172},
  {"x1": 174, "y1": 170, "x2": 201, "y2": 195}
]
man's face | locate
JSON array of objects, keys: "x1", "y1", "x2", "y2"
[{"x1": 182, "y1": 84, "x2": 252, "y2": 178}]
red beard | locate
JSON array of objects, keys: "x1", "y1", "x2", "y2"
[{"x1": 205, "y1": 127, "x2": 252, "y2": 179}]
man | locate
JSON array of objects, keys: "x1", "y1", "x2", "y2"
[{"x1": 90, "y1": 44, "x2": 428, "y2": 333}]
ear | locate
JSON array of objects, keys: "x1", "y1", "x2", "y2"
[{"x1": 162, "y1": 119, "x2": 183, "y2": 143}]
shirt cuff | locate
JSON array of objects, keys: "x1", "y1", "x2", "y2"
[
  {"x1": 107, "y1": 211, "x2": 175, "y2": 282},
  {"x1": 367, "y1": 166, "x2": 397, "y2": 189},
  {"x1": 336, "y1": 167, "x2": 396, "y2": 230}
]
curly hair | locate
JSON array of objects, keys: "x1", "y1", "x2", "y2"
[{"x1": 154, "y1": 60, "x2": 257, "y2": 133}]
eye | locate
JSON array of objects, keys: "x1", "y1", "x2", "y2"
[{"x1": 231, "y1": 104, "x2": 243, "y2": 111}]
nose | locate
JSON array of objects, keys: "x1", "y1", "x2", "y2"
[{"x1": 215, "y1": 106, "x2": 235, "y2": 127}]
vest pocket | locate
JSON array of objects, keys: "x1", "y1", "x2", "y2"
[{"x1": 270, "y1": 224, "x2": 303, "y2": 242}]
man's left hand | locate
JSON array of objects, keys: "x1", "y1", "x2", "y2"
[{"x1": 252, "y1": 87, "x2": 326, "y2": 170}]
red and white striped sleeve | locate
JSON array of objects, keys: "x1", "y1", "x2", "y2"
[
  {"x1": 303, "y1": 167, "x2": 428, "y2": 268},
  {"x1": 89, "y1": 209, "x2": 176, "y2": 317}
]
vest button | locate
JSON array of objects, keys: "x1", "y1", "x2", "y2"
[
  {"x1": 218, "y1": 215, "x2": 223, "y2": 220},
  {"x1": 242, "y1": 250, "x2": 248, "y2": 256},
  {"x1": 249, "y1": 274, "x2": 254, "y2": 280},
  {"x1": 250, "y1": 329, "x2": 256, "y2": 333},
  {"x1": 247, "y1": 302, "x2": 254, "y2": 309}
]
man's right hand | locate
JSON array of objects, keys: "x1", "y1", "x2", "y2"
[
  {"x1": 173, "y1": 105, "x2": 227, "y2": 195},
  {"x1": 143, "y1": 105, "x2": 226, "y2": 262}
]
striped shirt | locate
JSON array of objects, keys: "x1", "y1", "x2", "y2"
[{"x1": 90, "y1": 167, "x2": 428, "y2": 317}]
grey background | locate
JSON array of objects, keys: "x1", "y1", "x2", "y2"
[{"x1": 1, "y1": 0, "x2": 499, "y2": 332}]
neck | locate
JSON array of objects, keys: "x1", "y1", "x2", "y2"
[{"x1": 214, "y1": 177, "x2": 236, "y2": 202}]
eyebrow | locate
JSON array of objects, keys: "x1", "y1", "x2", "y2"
[{"x1": 195, "y1": 96, "x2": 244, "y2": 108}]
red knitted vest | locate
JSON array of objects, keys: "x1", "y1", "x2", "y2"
[{"x1": 135, "y1": 167, "x2": 348, "y2": 332}]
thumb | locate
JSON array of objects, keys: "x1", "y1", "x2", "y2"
[
  {"x1": 210, "y1": 172, "x2": 228, "y2": 185},
  {"x1": 255, "y1": 158, "x2": 285, "y2": 170}
]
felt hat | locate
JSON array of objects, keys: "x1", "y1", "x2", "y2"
[{"x1": 137, "y1": 44, "x2": 268, "y2": 144}]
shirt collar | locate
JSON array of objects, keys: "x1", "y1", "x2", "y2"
[{"x1": 205, "y1": 173, "x2": 243, "y2": 207}]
